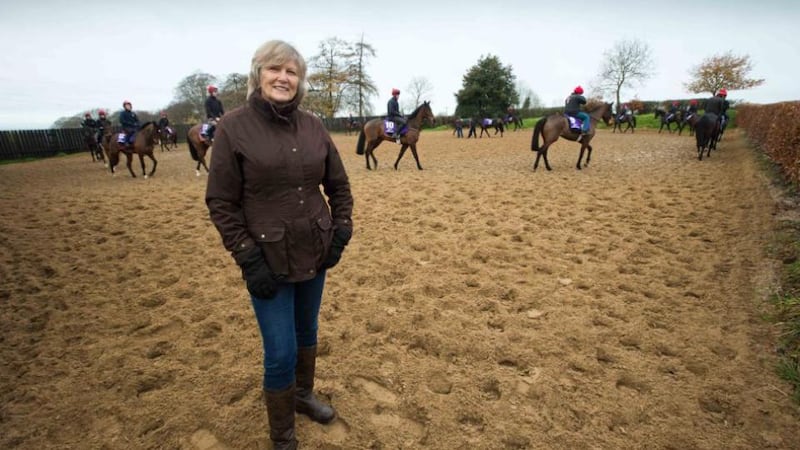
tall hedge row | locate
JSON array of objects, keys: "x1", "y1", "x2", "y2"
[{"x1": 737, "y1": 102, "x2": 800, "y2": 184}]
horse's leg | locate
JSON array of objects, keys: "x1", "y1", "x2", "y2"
[
  {"x1": 138, "y1": 153, "x2": 147, "y2": 177},
  {"x1": 125, "y1": 152, "x2": 135, "y2": 177},
  {"x1": 576, "y1": 143, "x2": 586, "y2": 170},
  {"x1": 585, "y1": 144, "x2": 593, "y2": 168},
  {"x1": 394, "y1": 144, "x2": 409, "y2": 170},
  {"x1": 147, "y1": 153, "x2": 157, "y2": 178},
  {"x1": 406, "y1": 144, "x2": 423, "y2": 170}
]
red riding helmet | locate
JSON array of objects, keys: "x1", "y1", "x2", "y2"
[
  {"x1": 718, "y1": 88, "x2": 727, "y2": 97},
  {"x1": 391, "y1": 88, "x2": 400, "y2": 95},
  {"x1": 84, "y1": 112, "x2": 91, "y2": 117},
  {"x1": 98, "y1": 109, "x2": 106, "y2": 116},
  {"x1": 690, "y1": 99, "x2": 698, "y2": 105},
  {"x1": 160, "y1": 111, "x2": 166, "y2": 116},
  {"x1": 672, "y1": 101, "x2": 679, "y2": 106},
  {"x1": 207, "y1": 85, "x2": 218, "y2": 94},
  {"x1": 573, "y1": 86, "x2": 584, "y2": 95}
]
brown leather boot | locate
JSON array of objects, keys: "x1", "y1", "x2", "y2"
[
  {"x1": 264, "y1": 384, "x2": 298, "y2": 450},
  {"x1": 295, "y1": 346, "x2": 336, "y2": 424}
]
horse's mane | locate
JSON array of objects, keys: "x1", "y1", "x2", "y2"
[
  {"x1": 407, "y1": 102, "x2": 430, "y2": 120},
  {"x1": 138, "y1": 121, "x2": 156, "y2": 130}
]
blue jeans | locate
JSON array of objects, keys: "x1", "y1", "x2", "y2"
[
  {"x1": 576, "y1": 112, "x2": 590, "y2": 132},
  {"x1": 250, "y1": 270, "x2": 327, "y2": 390}
]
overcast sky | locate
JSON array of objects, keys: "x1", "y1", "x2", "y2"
[{"x1": 1, "y1": 0, "x2": 797, "y2": 130}]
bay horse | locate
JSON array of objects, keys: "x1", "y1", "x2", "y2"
[
  {"x1": 479, "y1": 118, "x2": 504, "y2": 138},
  {"x1": 106, "y1": 122, "x2": 159, "y2": 178},
  {"x1": 505, "y1": 114, "x2": 523, "y2": 131},
  {"x1": 530, "y1": 102, "x2": 613, "y2": 171},
  {"x1": 345, "y1": 118, "x2": 361, "y2": 136},
  {"x1": 187, "y1": 124, "x2": 211, "y2": 176},
  {"x1": 356, "y1": 101, "x2": 435, "y2": 170},
  {"x1": 158, "y1": 125, "x2": 178, "y2": 151},
  {"x1": 694, "y1": 113, "x2": 719, "y2": 161},
  {"x1": 654, "y1": 107, "x2": 682, "y2": 133},
  {"x1": 612, "y1": 113, "x2": 636, "y2": 133}
]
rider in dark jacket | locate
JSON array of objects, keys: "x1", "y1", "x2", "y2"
[
  {"x1": 564, "y1": 85, "x2": 590, "y2": 138},
  {"x1": 666, "y1": 101, "x2": 679, "y2": 122},
  {"x1": 204, "y1": 85, "x2": 224, "y2": 142},
  {"x1": 96, "y1": 110, "x2": 111, "y2": 146},
  {"x1": 704, "y1": 90, "x2": 726, "y2": 116},
  {"x1": 81, "y1": 113, "x2": 98, "y2": 137},
  {"x1": 119, "y1": 101, "x2": 140, "y2": 145},
  {"x1": 387, "y1": 88, "x2": 406, "y2": 143}
]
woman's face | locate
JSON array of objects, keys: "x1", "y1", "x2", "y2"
[{"x1": 260, "y1": 60, "x2": 299, "y2": 104}]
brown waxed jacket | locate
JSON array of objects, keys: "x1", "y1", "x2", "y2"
[{"x1": 206, "y1": 91, "x2": 353, "y2": 283}]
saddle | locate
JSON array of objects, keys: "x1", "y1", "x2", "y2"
[
  {"x1": 384, "y1": 120, "x2": 406, "y2": 138},
  {"x1": 565, "y1": 114, "x2": 582, "y2": 132}
]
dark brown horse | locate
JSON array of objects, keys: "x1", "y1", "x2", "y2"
[
  {"x1": 105, "y1": 122, "x2": 159, "y2": 178},
  {"x1": 344, "y1": 118, "x2": 361, "y2": 136},
  {"x1": 356, "y1": 101, "x2": 435, "y2": 170},
  {"x1": 478, "y1": 118, "x2": 505, "y2": 137},
  {"x1": 695, "y1": 113, "x2": 719, "y2": 161},
  {"x1": 612, "y1": 113, "x2": 636, "y2": 133},
  {"x1": 83, "y1": 129, "x2": 105, "y2": 163},
  {"x1": 187, "y1": 124, "x2": 211, "y2": 176},
  {"x1": 678, "y1": 112, "x2": 699, "y2": 136},
  {"x1": 158, "y1": 125, "x2": 178, "y2": 151},
  {"x1": 530, "y1": 102, "x2": 613, "y2": 171},
  {"x1": 654, "y1": 107, "x2": 683, "y2": 133}
]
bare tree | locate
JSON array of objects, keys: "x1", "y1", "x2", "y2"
[
  {"x1": 345, "y1": 34, "x2": 378, "y2": 119},
  {"x1": 405, "y1": 76, "x2": 433, "y2": 110},
  {"x1": 594, "y1": 38, "x2": 655, "y2": 112},
  {"x1": 220, "y1": 73, "x2": 248, "y2": 110},
  {"x1": 174, "y1": 71, "x2": 218, "y2": 119},
  {"x1": 684, "y1": 51, "x2": 764, "y2": 96},
  {"x1": 306, "y1": 37, "x2": 352, "y2": 119}
]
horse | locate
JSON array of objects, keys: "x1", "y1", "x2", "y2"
[
  {"x1": 530, "y1": 102, "x2": 613, "y2": 171},
  {"x1": 157, "y1": 125, "x2": 178, "y2": 151},
  {"x1": 505, "y1": 114, "x2": 523, "y2": 131},
  {"x1": 344, "y1": 118, "x2": 361, "y2": 136},
  {"x1": 105, "y1": 122, "x2": 159, "y2": 178},
  {"x1": 479, "y1": 118, "x2": 505, "y2": 138},
  {"x1": 612, "y1": 113, "x2": 636, "y2": 133},
  {"x1": 694, "y1": 113, "x2": 719, "y2": 161},
  {"x1": 654, "y1": 107, "x2": 683, "y2": 133},
  {"x1": 187, "y1": 124, "x2": 212, "y2": 176},
  {"x1": 678, "y1": 112, "x2": 699, "y2": 136},
  {"x1": 83, "y1": 129, "x2": 105, "y2": 163},
  {"x1": 356, "y1": 101, "x2": 435, "y2": 170}
]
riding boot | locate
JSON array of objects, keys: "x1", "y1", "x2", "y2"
[
  {"x1": 264, "y1": 384, "x2": 298, "y2": 450},
  {"x1": 295, "y1": 346, "x2": 336, "y2": 424}
]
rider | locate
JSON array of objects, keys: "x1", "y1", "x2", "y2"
[
  {"x1": 96, "y1": 110, "x2": 111, "y2": 146},
  {"x1": 204, "y1": 85, "x2": 224, "y2": 143},
  {"x1": 685, "y1": 99, "x2": 699, "y2": 118},
  {"x1": 157, "y1": 111, "x2": 170, "y2": 131},
  {"x1": 718, "y1": 88, "x2": 730, "y2": 128},
  {"x1": 564, "y1": 85, "x2": 590, "y2": 140},
  {"x1": 618, "y1": 103, "x2": 631, "y2": 122},
  {"x1": 387, "y1": 88, "x2": 406, "y2": 143},
  {"x1": 81, "y1": 112, "x2": 98, "y2": 135},
  {"x1": 666, "y1": 101, "x2": 679, "y2": 123},
  {"x1": 120, "y1": 100, "x2": 140, "y2": 146},
  {"x1": 704, "y1": 89, "x2": 726, "y2": 121}
]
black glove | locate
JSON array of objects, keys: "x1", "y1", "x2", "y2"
[
  {"x1": 321, "y1": 227, "x2": 352, "y2": 270},
  {"x1": 234, "y1": 246, "x2": 280, "y2": 299}
]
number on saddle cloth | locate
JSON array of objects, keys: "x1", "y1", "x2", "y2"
[
  {"x1": 116, "y1": 133, "x2": 127, "y2": 144},
  {"x1": 482, "y1": 118, "x2": 492, "y2": 127},
  {"x1": 200, "y1": 123, "x2": 210, "y2": 136},
  {"x1": 565, "y1": 115, "x2": 582, "y2": 131},
  {"x1": 384, "y1": 120, "x2": 402, "y2": 137}
]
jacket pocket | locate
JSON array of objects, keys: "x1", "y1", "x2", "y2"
[
  {"x1": 254, "y1": 226, "x2": 289, "y2": 276},
  {"x1": 313, "y1": 216, "x2": 334, "y2": 267}
]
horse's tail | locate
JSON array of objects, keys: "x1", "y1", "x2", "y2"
[
  {"x1": 531, "y1": 117, "x2": 546, "y2": 151},
  {"x1": 188, "y1": 134, "x2": 200, "y2": 161},
  {"x1": 356, "y1": 130, "x2": 366, "y2": 155}
]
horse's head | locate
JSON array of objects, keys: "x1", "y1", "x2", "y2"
[
  {"x1": 601, "y1": 102, "x2": 613, "y2": 126},
  {"x1": 141, "y1": 122, "x2": 160, "y2": 145},
  {"x1": 421, "y1": 101, "x2": 435, "y2": 127}
]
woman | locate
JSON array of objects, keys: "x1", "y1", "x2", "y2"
[{"x1": 205, "y1": 40, "x2": 354, "y2": 449}]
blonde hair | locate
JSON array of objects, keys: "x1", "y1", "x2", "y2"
[{"x1": 247, "y1": 40, "x2": 307, "y2": 103}]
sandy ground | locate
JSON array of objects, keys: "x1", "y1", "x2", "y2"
[{"x1": 1, "y1": 127, "x2": 799, "y2": 450}]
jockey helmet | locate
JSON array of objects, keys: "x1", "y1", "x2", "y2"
[
  {"x1": 392, "y1": 88, "x2": 400, "y2": 95},
  {"x1": 123, "y1": 100, "x2": 131, "y2": 107},
  {"x1": 207, "y1": 85, "x2": 218, "y2": 94},
  {"x1": 98, "y1": 109, "x2": 106, "y2": 116},
  {"x1": 690, "y1": 99, "x2": 698, "y2": 105},
  {"x1": 84, "y1": 112, "x2": 91, "y2": 117},
  {"x1": 573, "y1": 86, "x2": 584, "y2": 95},
  {"x1": 718, "y1": 88, "x2": 727, "y2": 97},
  {"x1": 160, "y1": 111, "x2": 166, "y2": 116},
  {"x1": 672, "y1": 101, "x2": 679, "y2": 106}
]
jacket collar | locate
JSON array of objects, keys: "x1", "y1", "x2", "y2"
[{"x1": 249, "y1": 88, "x2": 300, "y2": 125}]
